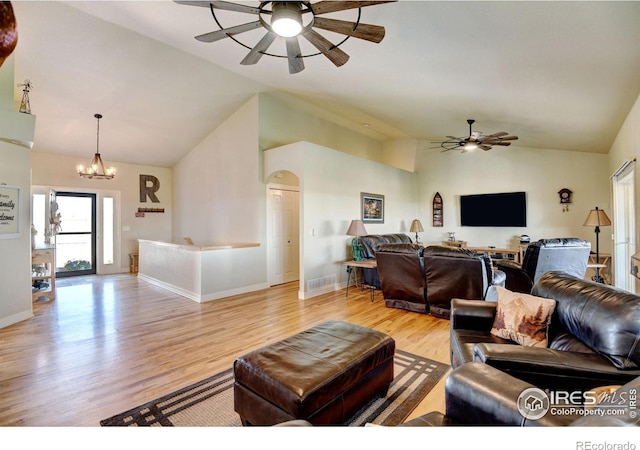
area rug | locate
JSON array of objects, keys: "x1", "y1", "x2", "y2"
[{"x1": 100, "y1": 349, "x2": 450, "y2": 427}]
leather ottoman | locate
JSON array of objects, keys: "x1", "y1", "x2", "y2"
[{"x1": 233, "y1": 320, "x2": 396, "y2": 426}]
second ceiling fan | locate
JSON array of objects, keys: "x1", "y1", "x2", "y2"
[
  {"x1": 435, "y1": 119, "x2": 519, "y2": 153},
  {"x1": 175, "y1": 1, "x2": 397, "y2": 74}
]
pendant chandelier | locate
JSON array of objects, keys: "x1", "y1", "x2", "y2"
[{"x1": 77, "y1": 113, "x2": 116, "y2": 180}]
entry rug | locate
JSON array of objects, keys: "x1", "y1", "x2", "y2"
[{"x1": 100, "y1": 349, "x2": 450, "y2": 427}]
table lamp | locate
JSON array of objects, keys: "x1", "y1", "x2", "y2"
[
  {"x1": 583, "y1": 206, "x2": 611, "y2": 283},
  {"x1": 346, "y1": 219, "x2": 368, "y2": 261},
  {"x1": 410, "y1": 219, "x2": 424, "y2": 244}
]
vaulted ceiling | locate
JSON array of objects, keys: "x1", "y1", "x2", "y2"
[{"x1": 10, "y1": 1, "x2": 640, "y2": 167}]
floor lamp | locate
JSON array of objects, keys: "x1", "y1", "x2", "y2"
[{"x1": 583, "y1": 206, "x2": 611, "y2": 283}]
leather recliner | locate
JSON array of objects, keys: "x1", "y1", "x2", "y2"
[
  {"x1": 422, "y1": 246, "x2": 505, "y2": 319},
  {"x1": 495, "y1": 237, "x2": 591, "y2": 293},
  {"x1": 375, "y1": 243, "x2": 427, "y2": 313},
  {"x1": 450, "y1": 271, "x2": 640, "y2": 391}
]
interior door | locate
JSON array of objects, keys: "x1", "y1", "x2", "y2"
[
  {"x1": 612, "y1": 160, "x2": 636, "y2": 292},
  {"x1": 54, "y1": 192, "x2": 97, "y2": 277},
  {"x1": 268, "y1": 187, "x2": 299, "y2": 286}
]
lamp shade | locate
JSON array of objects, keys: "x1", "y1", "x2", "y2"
[
  {"x1": 346, "y1": 219, "x2": 368, "y2": 237},
  {"x1": 410, "y1": 219, "x2": 424, "y2": 233},
  {"x1": 583, "y1": 207, "x2": 612, "y2": 227}
]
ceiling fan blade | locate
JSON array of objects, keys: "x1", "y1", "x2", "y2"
[
  {"x1": 195, "y1": 21, "x2": 262, "y2": 43},
  {"x1": 311, "y1": 1, "x2": 397, "y2": 16},
  {"x1": 240, "y1": 31, "x2": 276, "y2": 65},
  {"x1": 491, "y1": 142, "x2": 512, "y2": 146},
  {"x1": 286, "y1": 37, "x2": 305, "y2": 74},
  {"x1": 312, "y1": 17, "x2": 385, "y2": 43},
  {"x1": 485, "y1": 131, "x2": 509, "y2": 138},
  {"x1": 301, "y1": 29, "x2": 349, "y2": 67},
  {"x1": 175, "y1": 1, "x2": 261, "y2": 14},
  {"x1": 479, "y1": 145, "x2": 493, "y2": 151},
  {"x1": 498, "y1": 135, "x2": 519, "y2": 141},
  {"x1": 210, "y1": 1, "x2": 262, "y2": 14}
]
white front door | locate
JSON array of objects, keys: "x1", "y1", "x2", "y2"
[
  {"x1": 612, "y1": 160, "x2": 636, "y2": 292},
  {"x1": 268, "y1": 187, "x2": 299, "y2": 286}
]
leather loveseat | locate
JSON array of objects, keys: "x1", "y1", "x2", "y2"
[
  {"x1": 376, "y1": 245, "x2": 506, "y2": 318},
  {"x1": 450, "y1": 271, "x2": 640, "y2": 391},
  {"x1": 356, "y1": 234, "x2": 415, "y2": 289}
]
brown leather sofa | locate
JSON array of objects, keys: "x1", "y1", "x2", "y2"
[
  {"x1": 376, "y1": 245, "x2": 506, "y2": 319},
  {"x1": 356, "y1": 234, "x2": 414, "y2": 289},
  {"x1": 450, "y1": 271, "x2": 640, "y2": 391},
  {"x1": 401, "y1": 362, "x2": 640, "y2": 427}
]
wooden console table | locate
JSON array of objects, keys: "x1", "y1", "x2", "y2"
[
  {"x1": 467, "y1": 246, "x2": 519, "y2": 258},
  {"x1": 343, "y1": 259, "x2": 377, "y2": 302}
]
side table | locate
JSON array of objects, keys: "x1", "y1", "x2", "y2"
[
  {"x1": 32, "y1": 245, "x2": 56, "y2": 302},
  {"x1": 343, "y1": 259, "x2": 377, "y2": 302}
]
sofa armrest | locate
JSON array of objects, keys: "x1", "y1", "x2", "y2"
[
  {"x1": 443, "y1": 362, "x2": 575, "y2": 426},
  {"x1": 473, "y1": 343, "x2": 640, "y2": 391},
  {"x1": 495, "y1": 260, "x2": 534, "y2": 293},
  {"x1": 450, "y1": 298, "x2": 497, "y2": 331},
  {"x1": 484, "y1": 269, "x2": 505, "y2": 301},
  {"x1": 492, "y1": 269, "x2": 506, "y2": 287}
]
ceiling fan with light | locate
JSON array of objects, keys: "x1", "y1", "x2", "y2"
[
  {"x1": 174, "y1": 1, "x2": 397, "y2": 74},
  {"x1": 434, "y1": 119, "x2": 519, "y2": 153}
]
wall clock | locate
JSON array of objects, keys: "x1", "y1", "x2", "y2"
[{"x1": 558, "y1": 188, "x2": 572, "y2": 204}]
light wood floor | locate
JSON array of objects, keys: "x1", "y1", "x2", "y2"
[{"x1": 0, "y1": 274, "x2": 451, "y2": 426}]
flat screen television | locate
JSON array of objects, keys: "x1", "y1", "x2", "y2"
[{"x1": 460, "y1": 191, "x2": 527, "y2": 227}]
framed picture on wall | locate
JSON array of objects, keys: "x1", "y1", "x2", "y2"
[
  {"x1": 361, "y1": 192, "x2": 384, "y2": 224},
  {"x1": 0, "y1": 185, "x2": 21, "y2": 239}
]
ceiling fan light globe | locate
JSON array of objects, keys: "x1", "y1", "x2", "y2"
[
  {"x1": 271, "y1": 2, "x2": 303, "y2": 37},
  {"x1": 464, "y1": 142, "x2": 478, "y2": 150}
]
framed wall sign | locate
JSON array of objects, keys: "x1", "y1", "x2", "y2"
[
  {"x1": 0, "y1": 185, "x2": 21, "y2": 239},
  {"x1": 433, "y1": 192, "x2": 443, "y2": 227},
  {"x1": 361, "y1": 192, "x2": 384, "y2": 223}
]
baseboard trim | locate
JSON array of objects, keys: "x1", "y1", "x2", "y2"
[
  {"x1": 0, "y1": 309, "x2": 34, "y2": 329},
  {"x1": 137, "y1": 274, "x2": 269, "y2": 303}
]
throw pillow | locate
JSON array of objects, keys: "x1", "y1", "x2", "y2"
[{"x1": 490, "y1": 287, "x2": 557, "y2": 347}]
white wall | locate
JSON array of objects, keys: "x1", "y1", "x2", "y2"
[
  {"x1": 31, "y1": 152, "x2": 172, "y2": 271},
  {"x1": 258, "y1": 93, "x2": 384, "y2": 163},
  {"x1": 172, "y1": 94, "x2": 268, "y2": 290},
  {"x1": 172, "y1": 95, "x2": 262, "y2": 246},
  {"x1": 0, "y1": 56, "x2": 36, "y2": 328},
  {"x1": 412, "y1": 143, "x2": 610, "y2": 252},
  {"x1": 264, "y1": 141, "x2": 418, "y2": 299},
  {"x1": 608, "y1": 91, "x2": 640, "y2": 290}
]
